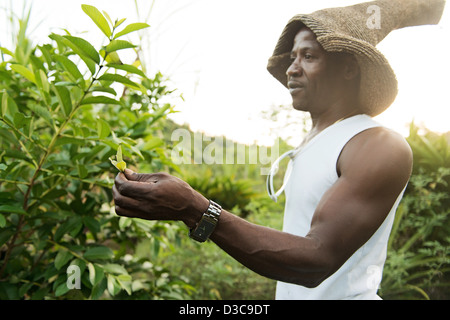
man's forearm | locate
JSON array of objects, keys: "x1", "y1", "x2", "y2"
[{"x1": 209, "y1": 210, "x2": 330, "y2": 288}]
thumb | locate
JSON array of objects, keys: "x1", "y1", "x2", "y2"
[{"x1": 123, "y1": 168, "x2": 138, "y2": 180}]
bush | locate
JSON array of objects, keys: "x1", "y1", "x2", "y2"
[
  {"x1": 380, "y1": 123, "x2": 450, "y2": 299},
  {"x1": 0, "y1": 5, "x2": 191, "y2": 299},
  {"x1": 184, "y1": 166, "x2": 259, "y2": 218}
]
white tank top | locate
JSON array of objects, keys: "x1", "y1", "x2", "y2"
[{"x1": 275, "y1": 114, "x2": 405, "y2": 300}]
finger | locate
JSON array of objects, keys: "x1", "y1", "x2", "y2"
[
  {"x1": 115, "y1": 171, "x2": 128, "y2": 186},
  {"x1": 124, "y1": 170, "x2": 167, "y2": 183},
  {"x1": 123, "y1": 168, "x2": 136, "y2": 180},
  {"x1": 112, "y1": 184, "x2": 144, "y2": 211},
  {"x1": 114, "y1": 172, "x2": 133, "y2": 196},
  {"x1": 115, "y1": 171, "x2": 145, "y2": 194},
  {"x1": 123, "y1": 168, "x2": 152, "y2": 182},
  {"x1": 117, "y1": 179, "x2": 156, "y2": 199},
  {"x1": 114, "y1": 205, "x2": 142, "y2": 218}
]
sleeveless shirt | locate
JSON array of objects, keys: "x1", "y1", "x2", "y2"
[{"x1": 275, "y1": 114, "x2": 406, "y2": 300}]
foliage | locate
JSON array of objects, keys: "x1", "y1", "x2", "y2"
[
  {"x1": 183, "y1": 167, "x2": 259, "y2": 219},
  {"x1": 0, "y1": 5, "x2": 191, "y2": 299},
  {"x1": 380, "y1": 123, "x2": 450, "y2": 300}
]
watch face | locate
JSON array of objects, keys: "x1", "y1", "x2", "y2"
[
  {"x1": 190, "y1": 217, "x2": 216, "y2": 242},
  {"x1": 195, "y1": 224, "x2": 208, "y2": 237}
]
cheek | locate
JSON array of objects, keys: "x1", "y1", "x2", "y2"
[{"x1": 306, "y1": 69, "x2": 334, "y2": 96}]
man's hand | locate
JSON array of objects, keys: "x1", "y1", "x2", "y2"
[{"x1": 113, "y1": 169, "x2": 209, "y2": 227}]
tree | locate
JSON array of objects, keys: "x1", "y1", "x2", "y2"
[{"x1": 0, "y1": 5, "x2": 192, "y2": 299}]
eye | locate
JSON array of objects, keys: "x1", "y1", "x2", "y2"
[{"x1": 304, "y1": 53, "x2": 313, "y2": 60}]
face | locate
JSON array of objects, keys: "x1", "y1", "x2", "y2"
[{"x1": 286, "y1": 28, "x2": 353, "y2": 113}]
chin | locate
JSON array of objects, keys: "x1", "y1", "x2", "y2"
[{"x1": 291, "y1": 100, "x2": 309, "y2": 112}]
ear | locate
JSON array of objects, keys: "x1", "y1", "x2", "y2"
[{"x1": 343, "y1": 55, "x2": 360, "y2": 81}]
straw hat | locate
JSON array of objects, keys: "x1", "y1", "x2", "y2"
[{"x1": 267, "y1": 0, "x2": 446, "y2": 116}]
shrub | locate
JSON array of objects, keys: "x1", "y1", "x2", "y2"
[
  {"x1": 380, "y1": 123, "x2": 450, "y2": 299},
  {"x1": 0, "y1": 5, "x2": 191, "y2": 299}
]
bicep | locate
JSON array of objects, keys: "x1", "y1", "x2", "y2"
[{"x1": 306, "y1": 128, "x2": 412, "y2": 275}]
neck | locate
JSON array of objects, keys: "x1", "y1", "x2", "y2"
[
  {"x1": 310, "y1": 93, "x2": 362, "y2": 129},
  {"x1": 302, "y1": 102, "x2": 362, "y2": 146},
  {"x1": 310, "y1": 108, "x2": 361, "y2": 132}
]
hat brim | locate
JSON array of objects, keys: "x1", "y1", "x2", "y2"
[{"x1": 267, "y1": 16, "x2": 398, "y2": 116}]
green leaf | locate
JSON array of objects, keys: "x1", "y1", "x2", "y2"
[
  {"x1": 88, "y1": 263, "x2": 96, "y2": 285},
  {"x1": 84, "y1": 246, "x2": 114, "y2": 261},
  {"x1": 101, "y1": 50, "x2": 122, "y2": 64},
  {"x1": 110, "y1": 144, "x2": 127, "y2": 172},
  {"x1": 0, "y1": 205, "x2": 27, "y2": 215},
  {"x1": 39, "y1": 69, "x2": 50, "y2": 93},
  {"x1": 107, "y1": 274, "x2": 121, "y2": 296},
  {"x1": 102, "y1": 263, "x2": 128, "y2": 275},
  {"x1": 50, "y1": 34, "x2": 98, "y2": 74},
  {"x1": 116, "y1": 274, "x2": 132, "y2": 295},
  {"x1": 26, "y1": 103, "x2": 53, "y2": 126},
  {"x1": 88, "y1": 263, "x2": 105, "y2": 287},
  {"x1": 54, "y1": 81, "x2": 76, "y2": 87},
  {"x1": 116, "y1": 144, "x2": 123, "y2": 162},
  {"x1": 102, "y1": 10, "x2": 113, "y2": 26},
  {"x1": 105, "y1": 40, "x2": 136, "y2": 53},
  {"x1": 0, "y1": 46, "x2": 14, "y2": 57},
  {"x1": 54, "y1": 85, "x2": 73, "y2": 117},
  {"x1": 89, "y1": 86, "x2": 117, "y2": 96},
  {"x1": 91, "y1": 277, "x2": 107, "y2": 300},
  {"x1": 0, "y1": 214, "x2": 6, "y2": 228},
  {"x1": 81, "y1": 4, "x2": 112, "y2": 38},
  {"x1": 114, "y1": 18, "x2": 127, "y2": 29},
  {"x1": 82, "y1": 216, "x2": 101, "y2": 234},
  {"x1": 13, "y1": 112, "x2": 31, "y2": 129},
  {"x1": 118, "y1": 217, "x2": 132, "y2": 230},
  {"x1": 77, "y1": 161, "x2": 88, "y2": 179},
  {"x1": 98, "y1": 73, "x2": 139, "y2": 88},
  {"x1": 107, "y1": 63, "x2": 146, "y2": 78},
  {"x1": 1, "y1": 91, "x2": 7, "y2": 118},
  {"x1": 54, "y1": 55, "x2": 84, "y2": 81},
  {"x1": 54, "y1": 250, "x2": 73, "y2": 270},
  {"x1": 55, "y1": 282, "x2": 70, "y2": 297},
  {"x1": 97, "y1": 118, "x2": 111, "y2": 139},
  {"x1": 54, "y1": 136, "x2": 86, "y2": 147},
  {"x1": 110, "y1": 159, "x2": 126, "y2": 172},
  {"x1": 81, "y1": 96, "x2": 121, "y2": 106},
  {"x1": 113, "y1": 23, "x2": 150, "y2": 39},
  {"x1": 54, "y1": 217, "x2": 82, "y2": 242},
  {"x1": 13, "y1": 112, "x2": 25, "y2": 128},
  {"x1": 10, "y1": 64, "x2": 36, "y2": 84},
  {"x1": 63, "y1": 35, "x2": 100, "y2": 64}
]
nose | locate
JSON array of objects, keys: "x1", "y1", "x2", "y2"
[{"x1": 286, "y1": 57, "x2": 303, "y2": 78}]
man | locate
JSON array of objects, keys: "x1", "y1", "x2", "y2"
[{"x1": 112, "y1": 0, "x2": 445, "y2": 299}]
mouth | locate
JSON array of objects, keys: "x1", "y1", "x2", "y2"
[
  {"x1": 288, "y1": 81, "x2": 305, "y2": 94},
  {"x1": 288, "y1": 81, "x2": 303, "y2": 89}
]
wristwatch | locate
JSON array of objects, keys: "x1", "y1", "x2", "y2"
[{"x1": 189, "y1": 200, "x2": 222, "y2": 242}]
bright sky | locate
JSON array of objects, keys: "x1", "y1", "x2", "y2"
[{"x1": 2, "y1": 0, "x2": 450, "y2": 146}]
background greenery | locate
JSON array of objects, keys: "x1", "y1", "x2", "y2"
[{"x1": 0, "y1": 4, "x2": 448, "y2": 300}]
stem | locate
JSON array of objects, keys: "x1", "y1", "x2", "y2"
[
  {"x1": 47, "y1": 239, "x2": 88, "y2": 263},
  {"x1": 0, "y1": 178, "x2": 30, "y2": 185},
  {"x1": 26, "y1": 175, "x2": 65, "y2": 210},
  {"x1": 22, "y1": 58, "x2": 105, "y2": 210},
  {"x1": 0, "y1": 118, "x2": 46, "y2": 151},
  {"x1": 0, "y1": 58, "x2": 106, "y2": 278}
]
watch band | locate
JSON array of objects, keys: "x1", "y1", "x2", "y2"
[{"x1": 189, "y1": 200, "x2": 222, "y2": 242}]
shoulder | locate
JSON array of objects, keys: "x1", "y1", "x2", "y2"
[{"x1": 337, "y1": 126, "x2": 413, "y2": 189}]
